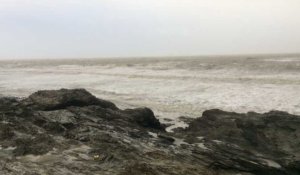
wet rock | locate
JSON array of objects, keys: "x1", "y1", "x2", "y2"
[
  {"x1": 0, "y1": 89, "x2": 299, "y2": 175},
  {"x1": 0, "y1": 97, "x2": 19, "y2": 111},
  {"x1": 178, "y1": 116, "x2": 194, "y2": 124},
  {"x1": 0, "y1": 124, "x2": 14, "y2": 140},
  {"x1": 120, "y1": 162, "x2": 159, "y2": 175},
  {"x1": 36, "y1": 110, "x2": 77, "y2": 124},
  {"x1": 13, "y1": 134, "x2": 55, "y2": 156},
  {"x1": 157, "y1": 134, "x2": 175, "y2": 144},
  {"x1": 123, "y1": 107, "x2": 165, "y2": 130},
  {"x1": 181, "y1": 109, "x2": 300, "y2": 175},
  {"x1": 21, "y1": 88, "x2": 118, "y2": 110}
]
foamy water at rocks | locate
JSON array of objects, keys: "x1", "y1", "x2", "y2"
[{"x1": 1, "y1": 56, "x2": 300, "y2": 126}]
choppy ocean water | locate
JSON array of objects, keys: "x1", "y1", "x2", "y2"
[{"x1": 1, "y1": 56, "x2": 300, "y2": 127}]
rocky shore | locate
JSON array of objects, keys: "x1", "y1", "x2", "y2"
[{"x1": 0, "y1": 89, "x2": 299, "y2": 175}]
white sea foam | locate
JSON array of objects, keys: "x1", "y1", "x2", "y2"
[{"x1": 0, "y1": 57, "x2": 299, "y2": 126}]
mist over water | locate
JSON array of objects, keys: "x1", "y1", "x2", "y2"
[{"x1": 1, "y1": 56, "x2": 300, "y2": 125}]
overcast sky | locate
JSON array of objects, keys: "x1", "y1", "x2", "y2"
[{"x1": 0, "y1": 0, "x2": 299, "y2": 59}]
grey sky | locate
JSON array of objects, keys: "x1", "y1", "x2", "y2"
[{"x1": 0, "y1": 0, "x2": 299, "y2": 59}]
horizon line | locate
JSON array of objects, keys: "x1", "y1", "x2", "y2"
[{"x1": 0, "y1": 52, "x2": 300, "y2": 61}]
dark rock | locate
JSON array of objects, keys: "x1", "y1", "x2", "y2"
[
  {"x1": 157, "y1": 134, "x2": 175, "y2": 143},
  {"x1": 13, "y1": 134, "x2": 55, "y2": 156},
  {"x1": 36, "y1": 110, "x2": 77, "y2": 124},
  {"x1": 181, "y1": 109, "x2": 300, "y2": 175},
  {"x1": 178, "y1": 116, "x2": 194, "y2": 124},
  {"x1": 0, "y1": 124, "x2": 14, "y2": 140},
  {"x1": 0, "y1": 89, "x2": 299, "y2": 175},
  {"x1": 0, "y1": 97, "x2": 19, "y2": 111},
  {"x1": 123, "y1": 107, "x2": 165, "y2": 130},
  {"x1": 120, "y1": 162, "x2": 159, "y2": 175},
  {"x1": 21, "y1": 88, "x2": 118, "y2": 110},
  {"x1": 34, "y1": 110, "x2": 77, "y2": 131}
]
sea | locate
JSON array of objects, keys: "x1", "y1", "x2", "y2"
[{"x1": 1, "y1": 55, "x2": 300, "y2": 129}]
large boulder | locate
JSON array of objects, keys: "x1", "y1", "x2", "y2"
[
  {"x1": 186, "y1": 109, "x2": 300, "y2": 154},
  {"x1": 123, "y1": 107, "x2": 165, "y2": 130},
  {"x1": 21, "y1": 89, "x2": 118, "y2": 110},
  {"x1": 182, "y1": 109, "x2": 300, "y2": 174}
]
